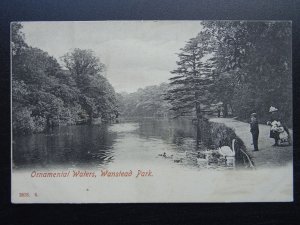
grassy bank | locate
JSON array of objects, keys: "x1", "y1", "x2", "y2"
[{"x1": 199, "y1": 119, "x2": 255, "y2": 168}]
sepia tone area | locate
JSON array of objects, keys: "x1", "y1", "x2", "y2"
[{"x1": 11, "y1": 21, "x2": 293, "y2": 202}]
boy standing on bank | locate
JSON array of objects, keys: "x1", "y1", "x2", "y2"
[{"x1": 250, "y1": 113, "x2": 259, "y2": 151}]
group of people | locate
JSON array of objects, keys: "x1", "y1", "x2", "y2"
[{"x1": 250, "y1": 106, "x2": 291, "y2": 151}]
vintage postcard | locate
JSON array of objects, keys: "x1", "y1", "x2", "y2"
[{"x1": 11, "y1": 21, "x2": 293, "y2": 203}]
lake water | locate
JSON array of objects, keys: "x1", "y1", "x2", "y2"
[
  {"x1": 13, "y1": 118, "x2": 294, "y2": 203},
  {"x1": 13, "y1": 118, "x2": 232, "y2": 171}
]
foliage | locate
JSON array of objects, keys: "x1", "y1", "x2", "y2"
[
  {"x1": 61, "y1": 49, "x2": 117, "y2": 122},
  {"x1": 165, "y1": 36, "x2": 215, "y2": 118},
  {"x1": 12, "y1": 23, "x2": 118, "y2": 134},
  {"x1": 167, "y1": 21, "x2": 292, "y2": 127},
  {"x1": 202, "y1": 121, "x2": 254, "y2": 167},
  {"x1": 117, "y1": 83, "x2": 172, "y2": 118},
  {"x1": 202, "y1": 21, "x2": 292, "y2": 125},
  {"x1": 11, "y1": 22, "x2": 28, "y2": 56}
]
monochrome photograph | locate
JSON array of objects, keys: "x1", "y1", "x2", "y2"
[{"x1": 11, "y1": 21, "x2": 293, "y2": 203}]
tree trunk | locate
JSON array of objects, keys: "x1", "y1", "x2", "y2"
[
  {"x1": 88, "y1": 111, "x2": 93, "y2": 124},
  {"x1": 46, "y1": 116, "x2": 54, "y2": 131},
  {"x1": 229, "y1": 103, "x2": 234, "y2": 116},
  {"x1": 195, "y1": 91, "x2": 202, "y2": 145},
  {"x1": 223, "y1": 103, "x2": 228, "y2": 118}
]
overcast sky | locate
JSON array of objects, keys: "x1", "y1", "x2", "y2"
[{"x1": 22, "y1": 21, "x2": 202, "y2": 93}]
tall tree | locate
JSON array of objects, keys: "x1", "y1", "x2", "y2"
[
  {"x1": 11, "y1": 22, "x2": 28, "y2": 57},
  {"x1": 165, "y1": 36, "x2": 214, "y2": 142},
  {"x1": 62, "y1": 49, "x2": 117, "y2": 122},
  {"x1": 201, "y1": 21, "x2": 292, "y2": 124},
  {"x1": 117, "y1": 83, "x2": 171, "y2": 118},
  {"x1": 12, "y1": 24, "x2": 119, "y2": 134}
]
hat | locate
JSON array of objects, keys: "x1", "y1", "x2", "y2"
[
  {"x1": 251, "y1": 113, "x2": 257, "y2": 117},
  {"x1": 269, "y1": 106, "x2": 278, "y2": 112}
]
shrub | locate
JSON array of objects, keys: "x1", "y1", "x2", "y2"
[
  {"x1": 12, "y1": 108, "x2": 46, "y2": 134},
  {"x1": 209, "y1": 122, "x2": 237, "y2": 147},
  {"x1": 200, "y1": 120, "x2": 254, "y2": 168},
  {"x1": 12, "y1": 108, "x2": 35, "y2": 134},
  {"x1": 32, "y1": 116, "x2": 47, "y2": 132}
]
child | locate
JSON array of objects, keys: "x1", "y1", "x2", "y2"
[
  {"x1": 267, "y1": 106, "x2": 280, "y2": 146},
  {"x1": 267, "y1": 120, "x2": 289, "y2": 145}
]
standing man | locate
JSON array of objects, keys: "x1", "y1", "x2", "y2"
[{"x1": 250, "y1": 113, "x2": 259, "y2": 151}]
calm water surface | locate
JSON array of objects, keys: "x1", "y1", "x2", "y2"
[{"x1": 13, "y1": 118, "x2": 228, "y2": 170}]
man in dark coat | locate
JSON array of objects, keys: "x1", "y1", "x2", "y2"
[{"x1": 250, "y1": 113, "x2": 259, "y2": 151}]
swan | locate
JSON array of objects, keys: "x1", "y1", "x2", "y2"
[
  {"x1": 218, "y1": 139, "x2": 236, "y2": 157},
  {"x1": 174, "y1": 158, "x2": 183, "y2": 163}
]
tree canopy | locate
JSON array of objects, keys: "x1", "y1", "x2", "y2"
[
  {"x1": 117, "y1": 83, "x2": 172, "y2": 118},
  {"x1": 12, "y1": 21, "x2": 292, "y2": 134},
  {"x1": 165, "y1": 35, "x2": 215, "y2": 119},
  {"x1": 12, "y1": 23, "x2": 118, "y2": 134},
  {"x1": 166, "y1": 21, "x2": 292, "y2": 126}
]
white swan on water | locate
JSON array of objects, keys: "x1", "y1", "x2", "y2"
[{"x1": 218, "y1": 139, "x2": 236, "y2": 157}]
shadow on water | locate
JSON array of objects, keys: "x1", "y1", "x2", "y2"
[
  {"x1": 13, "y1": 124, "x2": 117, "y2": 169},
  {"x1": 133, "y1": 118, "x2": 209, "y2": 169},
  {"x1": 13, "y1": 118, "x2": 244, "y2": 170},
  {"x1": 135, "y1": 117, "x2": 195, "y2": 140}
]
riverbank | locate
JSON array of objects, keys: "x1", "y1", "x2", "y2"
[
  {"x1": 12, "y1": 119, "x2": 293, "y2": 202},
  {"x1": 210, "y1": 117, "x2": 293, "y2": 168}
]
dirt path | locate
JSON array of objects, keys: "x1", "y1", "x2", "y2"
[{"x1": 210, "y1": 117, "x2": 293, "y2": 168}]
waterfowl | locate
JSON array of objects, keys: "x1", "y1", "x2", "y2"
[
  {"x1": 165, "y1": 154, "x2": 174, "y2": 158},
  {"x1": 158, "y1": 152, "x2": 173, "y2": 158},
  {"x1": 174, "y1": 158, "x2": 183, "y2": 163},
  {"x1": 218, "y1": 139, "x2": 236, "y2": 157}
]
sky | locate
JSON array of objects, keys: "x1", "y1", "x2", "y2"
[{"x1": 22, "y1": 21, "x2": 202, "y2": 93}]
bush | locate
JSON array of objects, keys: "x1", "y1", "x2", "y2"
[
  {"x1": 12, "y1": 108, "x2": 47, "y2": 134},
  {"x1": 12, "y1": 108, "x2": 35, "y2": 134},
  {"x1": 32, "y1": 116, "x2": 47, "y2": 132},
  {"x1": 209, "y1": 122, "x2": 237, "y2": 148},
  {"x1": 200, "y1": 120, "x2": 254, "y2": 168}
]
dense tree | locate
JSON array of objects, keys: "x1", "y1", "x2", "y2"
[
  {"x1": 165, "y1": 36, "x2": 215, "y2": 142},
  {"x1": 62, "y1": 49, "x2": 117, "y2": 122},
  {"x1": 12, "y1": 21, "x2": 292, "y2": 135},
  {"x1": 12, "y1": 43, "x2": 67, "y2": 132},
  {"x1": 11, "y1": 22, "x2": 28, "y2": 57},
  {"x1": 61, "y1": 49, "x2": 105, "y2": 86},
  {"x1": 117, "y1": 83, "x2": 172, "y2": 118},
  {"x1": 165, "y1": 36, "x2": 214, "y2": 119},
  {"x1": 12, "y1": 23, "x2": 118, "y2": 134},
  {"x1": 201, "y1": 21, "x2": 292, "y2": 124},
  {"x1": 166, "y1": 21, "x2": 292, "y2": 128},
  {"x1": 163, "y1": 20, "x2": 292, "y2": 147}
]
